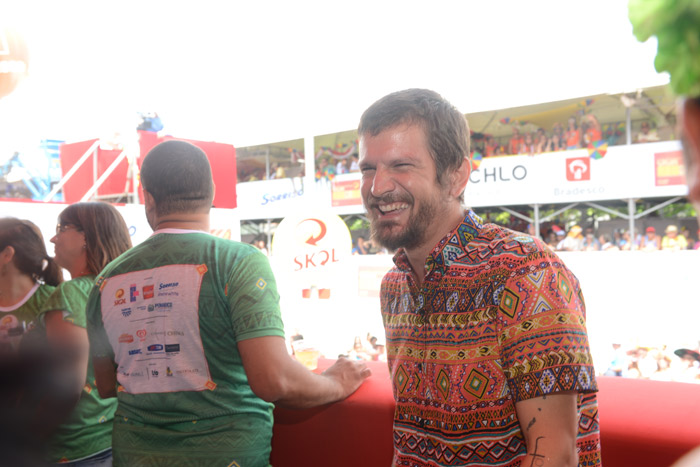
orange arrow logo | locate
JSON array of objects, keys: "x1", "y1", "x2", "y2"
[{"x1": 297, "y1": 218, "x2": 327, "y2": 246}]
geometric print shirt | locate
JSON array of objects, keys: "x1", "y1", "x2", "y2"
[{"x1": 380, "y1": 211, "x2": 601, "y2": 466}]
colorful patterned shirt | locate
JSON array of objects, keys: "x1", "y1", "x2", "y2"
[{"x1": 381, "y1": 211, "x2": 601, "y2": 467}]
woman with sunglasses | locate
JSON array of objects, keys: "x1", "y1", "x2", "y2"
[{"x1": 39, "y1": 202, "x2": 132, "y2": 466}]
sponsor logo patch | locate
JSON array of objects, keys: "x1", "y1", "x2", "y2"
[
  {"x1": 142, "y1": 284, "x2": 154, "y2": 299},
  {"x1": 118, "y1": 333, "x2": 134, "y2": 343}
]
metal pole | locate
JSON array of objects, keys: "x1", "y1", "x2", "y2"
[
  {"x1": 304, "y1": 135, "x2": 315, "y2": 200},
  {"x1": 628, "y1": 198, "x2": 636, "y2": 249},
  {"x1": 534, "y1": 204, "x2": 540, "y2": 238},
  {"x1": 266, "y1": 219, "x2": 272, "y2": 255},
  {"x1": 80, "y1": 150, "x2": 129, "y2": 202},
  {"x1": 42, "y1": 140, "x2": 100, "y2": 202},
  {"x1": 626, "y1": 107, "x2": 632, "y2": 145}
]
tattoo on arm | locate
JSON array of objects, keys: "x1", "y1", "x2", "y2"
[
  {"x1": 527, "y1": 417, "x2": 536, "y2": 430},
  {"x1": 529, "y1": 436, "x2": 546, "y2": 467}
]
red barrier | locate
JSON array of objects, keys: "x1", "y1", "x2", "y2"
[
  {"x1": 58, "y1": 131, "x2": 237, "y2": 208},
  {"x1": 271, "y1": 359, "x2": 700, "y2": 467}
]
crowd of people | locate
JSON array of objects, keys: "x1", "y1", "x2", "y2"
[
  {"x1": 473, "y1": 113, "x2": 666, "y2": 158},
  {"x1": 540, "y1": 223, "x2": 700, "y2": 252},
  {"x1": 600, "y1": 342, "x2": 700, "y2": 383},
  {"x1": 239, "y1": 113, "x2": 667, "y2": 182}
]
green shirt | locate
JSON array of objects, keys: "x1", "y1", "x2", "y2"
[
  {"x1": 86, "y1": 230, "x2": 285, "y2": 466},
  {"x1": 0, "y1": 283, "x2": 54, "y2": 350},
  {"x1": 39, "y1": 275, "x2": 116, "y2": 463}
]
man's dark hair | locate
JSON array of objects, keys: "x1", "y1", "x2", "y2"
[
  {"x1": 358, "y1": 89, "x2": 470, "y2": 200},
  {"x1": 141, "y1": 140, "x2": 214, "y2": 216}
]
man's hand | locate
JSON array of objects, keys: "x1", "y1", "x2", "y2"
[
  {"x1": 239, "y1": 336, "x2": 371, "y2": 409},
  {"x1": 321, "y1": 356, "x2": 372, "y2": 400}
]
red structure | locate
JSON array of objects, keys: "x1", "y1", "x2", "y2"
[
  {"x1": 271, "y1": 359, "x2": 700, "y2": 467},
  {"x1": 58, "y1": 131, "x2": 237, "y2": 208}
]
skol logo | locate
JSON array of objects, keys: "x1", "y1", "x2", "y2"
[{"x1": 114, "y1": 288, "x2": 126, "y2": 305}]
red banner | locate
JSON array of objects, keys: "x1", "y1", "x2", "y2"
[
  {"x1": 59, "y1": 131, "x2": 237, "y2": 208},
  {"x1": 654, "y1": 150, "x2": 685, "y2": 187},
  {"x1": 331, "y1": 179, "x2": 362, "y2": 207}
]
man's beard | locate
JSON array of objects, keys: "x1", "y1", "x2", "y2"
[{"x1": 367, "y1": 192, "x2": 441, "y2": 252}]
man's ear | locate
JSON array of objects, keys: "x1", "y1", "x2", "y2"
[
  {"x1": 450, "y1": 156, "x2": 471, "y2": 199},
  {"x1": 683, "y1": 99, "x2": 700, "y2": 157},
  {"x1": 682, "y1": 99, "x2": 700, "y2": 204},
  {"x1": 143, "y1": 190, "x2": 155, "y2": 212}
]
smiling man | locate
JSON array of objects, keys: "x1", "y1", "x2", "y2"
[{"x1": 358, "y1": 89, "x2": 601, "y2": 467}]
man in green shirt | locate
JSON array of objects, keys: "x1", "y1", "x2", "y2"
[{"x1": 86, "y1": 140, "x2": 371, "y2": 466}]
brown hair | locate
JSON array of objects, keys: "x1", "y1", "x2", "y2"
[
  {"x1": 358, "y1": 88, "x2": 470, "y2": 200},
  {"x1": 58, "y1": 202, "x2": 132, "y2": 275},
  {"x1": 0, "y1": 218, "x2": 63, "y2": 286},
  {"x1": 140, "y1": 140, "x2": 214, "y2": 216}
]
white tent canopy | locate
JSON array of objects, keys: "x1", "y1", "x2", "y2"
[{"x1": 1, "y1": 0, "x2": 668, "y2": 156}]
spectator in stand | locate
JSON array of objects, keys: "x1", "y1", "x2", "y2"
[
  {"x1": 519, "y1": 132, "x2": 535, "y2": 156},
  {"x1": 582, "y1": 114, "x2": 602, "y2": 146},
  {"x1": 270, "y1": 163, "x2": 286, "y2": 179},
  {"x1": 680, "y1": 226, "x2": 692, "y2": 248},
  {"x1": 550, "y1": 122, "x2": 565, "y2": 151},
  {"x1": 352, "y1": 236, "x2": 369, "y2": 255},
  {"x1": 484, "y1": 135, "x2": 498, "y2": 157},
  {"x1": 565, "y1": 116, "x2": 581, "y2": 149},
  {"x1": 618, "y1": 230, "x2": 632, "y2": 250},
  {"x1": 534, "y1": 128, "x2": 548, "y2": 154},
  {"x1": 599, "y1": 234, "x2": 619, "y2": 251},
  {"x1": 347, "y1": 336, "x2": 372, "y2": 361},
  {"x1": 545, "y1": 230, "x2": 560, "y2": 251},
  {"x1": 508, "y1": 127, "x2": 524, "y2": 155},
  {"x1": 636, "y1": 121, "x2": 660, "y2": 143},
  {"x1": 544, "y1": 131, "x2": 564, "y2": 153},
  {"x1": 336, "y1": 158, "x2": 348, "y2": 175},
  {"x1": 661, "y1": 224, "x2": 688, "y2": 251},
  {"x1": 349, "y1": 154, "x2": 360, "y2": 172},
  {"x1": 603, "y1": 343, "x2": 628, "y2": 377},
  {"x1": 640, "y1": 226, "x2": 661, "y2": 251},
  {"x1": 317, "y1": 158, "x2": 336, "y2": 180},
  {"x1": 582, "y1": 227, "x2": 601, "y2": 251},
  {"x1": 559, "y1": 224, "x2": 584, "y2": 251}
]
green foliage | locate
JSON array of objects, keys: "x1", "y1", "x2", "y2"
[
  {"x1": 347, "y1": 218, "x2": 369, "y2": 232},
  {"x1": 659, "y1": 202, "x2": 698, "y2": 218},
  {"x1": 629, "y1": 0, "x2": 700, "y2": 96}
]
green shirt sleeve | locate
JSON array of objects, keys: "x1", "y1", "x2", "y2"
[
  {"x1": 226, "y1": 250, "x2": 285, "y2": 342},
  {"x1": 39, "y1": 275, "x2": 95, "y2": 329},
  {"x1": 86, "y1": 275, "x2": 114, "y2": 359}
]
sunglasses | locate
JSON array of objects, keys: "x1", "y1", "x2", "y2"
[{"x1": 55, "y1": 223, "x2": 82, "y2": 235}]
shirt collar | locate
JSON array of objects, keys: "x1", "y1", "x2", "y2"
[{"x1": 392, "y1": 209, "x2": 484, "y2": 273}]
